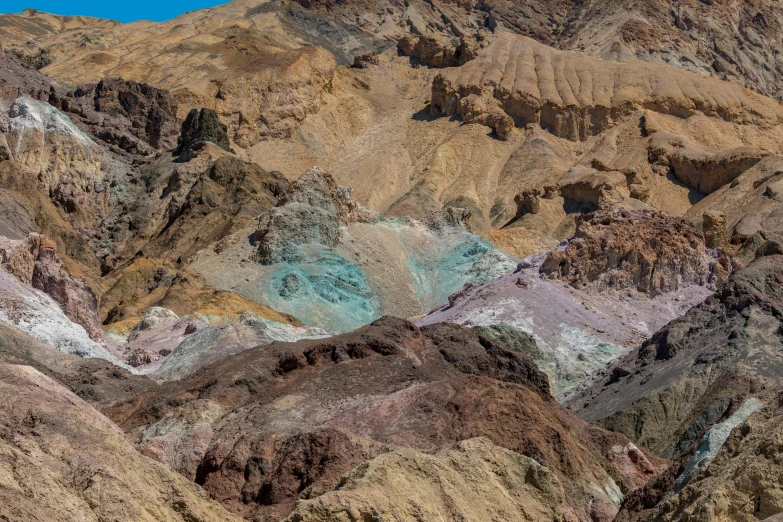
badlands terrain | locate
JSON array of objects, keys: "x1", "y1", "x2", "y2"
[{"x1": 3, "y1": 0, "x2": 783, "y2": 520}]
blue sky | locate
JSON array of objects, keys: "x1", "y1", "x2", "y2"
[{"x1": 1, "y1": 1, "x2": 228, "y2": 23}]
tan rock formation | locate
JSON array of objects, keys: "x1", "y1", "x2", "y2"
[
  {"x1": 431, "y1": 33, "x2": 783, "y2": 142},
  {"x1": 648, "y1": 131, "x2": 769, "y2": 194},
  {"x1": 703, "y1": 210, "x2": 729, "y2": 249},
  {"x1": 540, "y1": 209, "x2": 733, "y2": 296},
  {"x1": 285, "y1": 437, "x2": 566, "y2": 522},
  {"x1": 0, "y1": 363, "x2": 243, "y2": 522},
  {"x1": 559, "y1": 166, "x2": 631, "y2": 209}
]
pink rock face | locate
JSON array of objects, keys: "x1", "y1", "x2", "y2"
[{"x1": 0, "y1": 233, "x2": 103, "y2": 342}]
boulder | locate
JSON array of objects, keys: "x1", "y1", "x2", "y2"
[{"x1": 703, "y1": 210, "x2": 729, "y2": 248}]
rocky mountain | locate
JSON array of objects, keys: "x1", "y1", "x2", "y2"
[
  {"x1": 569, "y1": 251, "x2": 783, "y2": 458},
  {"x1": 3, "y1": 0, "x2": 783, "y2": 520},
  {"x1": 106, "y1": 317, "x2": 667, "y2": 522}
]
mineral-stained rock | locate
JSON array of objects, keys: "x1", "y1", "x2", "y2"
[
  {"x1": 629, "y1": 397, "x2": 783, "y2": 522},
  {"x1": 107, "y1": 317, "x2": 665, "y2": 522},
  {"x1": 254, "y1": 166, "x2": 375, "y2": 264},
  {"x1": 540, "y1": 209, "x2": 733, "y2": 296},
  {"x1": 0, "y1": 233, "x2": 103, "y2": 342},
  {"x1": 570, "y1": 255, "x2": 783, "y2": 460},
  {"x1": 0, "y1": 320, "x2": 154, "y2": 409},
  {"x1": 0, "y1": 269, "x2": 123, "y2": 366},
  {"x1": 175, "y1": 108, "x2": 232, "y2": 155},
  {"x1": 127, "y1": 306, "x2": 180, "y2": 341},
  {"x1": 2, "y1": 95, "x2": 105, "y2": 209},
  {"x1": 99, "y1": 258, "x2": 302, "y2": 330},
  {"x1": 152, "y1": 312, "x2": 330, "y2": 383}
]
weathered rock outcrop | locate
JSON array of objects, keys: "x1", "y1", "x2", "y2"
[
  {"x1": 175, "y1": 108, "x2": 232, "y2": 155},
  {"x1": 292, "y1": 0, "x2": 783, "y2": 102},
  {"x1": 1, "y1": 95, "x2": 105, "y2": 213},
  {"x1": 285, "y1": 437, "x2": 566, "y2": 522},
  {"x1": 558, "y1": 166, "x2": 631, "y2": 210},
  {"x1": 71, "y1": 77, "x2": 180, "y2": 154},
  {"x1": 626, "y1": 398, "x2": 783, "y2": 522},
  {"x1": 570, "y1": 255, "x2": 783, "y2": 461},
  {"x1": 540, "y1": 209, "x2": 734, "y2": 296},
  {"x1": 648, "y1": 131, "x2": 769, "y2": 194},
  {"x1": 254, "y1": 166, "x2": 374, "y2": 264},
  {"x1": 397, "y1": 30, "x2": 491, "y2": 68},
  {"x1": 0, "y1": 320, "x2": 153, "y2": 409},
  {"x1": 0, "y1": 233, "x2": 103, "y2": 342},
  {"x1": 703, "y1": 210, "x2": 729, "y2": 249},
  {"x1": 151, "y1": 312, "x2": 330, "y2": 383},
  {"x1": 99, "y1": 258, "x2": 301, "y2": 330},
  {"x1": 431, "y1": 33, "x2": 783, "y2": 141},
  {"x1": 0, "y1": 362, "x2": 242, "y2": 522},
  {"x1": 107, "y1": 317, "x2": 664, "y2": 522}
]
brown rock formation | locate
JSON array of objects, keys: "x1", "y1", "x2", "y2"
[
  {"x1": 634, "y1": 397, "x2": 783, "y2": 521},
  {"x1": 108, "y1": 317, "x2": 665, "y2": 522},
  {"x1": 540, "y1": 209, "x2": 734, "y2": 296},
  {"x1": 559, "y1": 166, "x2": 631, "y2": 210},
  {"x1": 703, "y1": 210, "x2": 729, "y2": 249},
  {"x1": 70, "y1": 77, "x2": 180, "y2": 154},
  {"x1": 0, "y1": 233, "x2": 103, "y2": 341}
]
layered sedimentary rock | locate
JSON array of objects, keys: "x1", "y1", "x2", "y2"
[
  {"x1": 430, "y1": 33, "x2": 783, "y2": 142},
  {"x1": 299, "y1": 0, "x2": 783, "y2": 102}
]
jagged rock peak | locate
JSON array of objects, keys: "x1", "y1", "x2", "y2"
[
  {"x1": 74, "y1": 77, "x2": 180, "y2": 152},
  {"x1": 175, "y1": 108, "x2": 232, "y2": 155}
]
